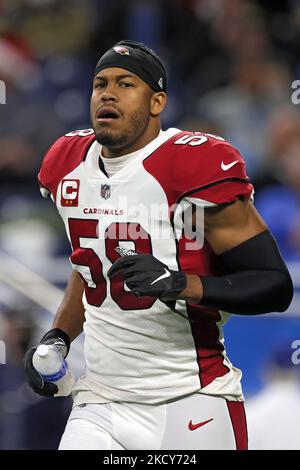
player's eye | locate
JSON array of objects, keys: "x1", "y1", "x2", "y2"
[
  {"x1": 94, "y1": 82, "x2": 105, "y2": 89},
  {"x1": 119, "y1": 82, "x2": 134, "y2": 88}
]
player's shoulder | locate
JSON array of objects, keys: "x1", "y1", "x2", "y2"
[
  {"x1": 168, "y1": 129, "x2": 243, "y2": 161},
  {"x1": 38, "y1": 128, "x2": 96, "y2": 200},
  {"x1": 150, "y1": 128, "x2": 247, "y2": 179},
  {"x1": 171, "y1": 129, "x2": 248, "y2": 187},
  {"x1": 145, "y1": 128, "x2": 251, "y2": 203},
  {"x1": 169, "y1": 129, "x2": 246, "y2": 177},
  {"x1": 41, "y1": 129, "x2": 96, "y2": 167}
]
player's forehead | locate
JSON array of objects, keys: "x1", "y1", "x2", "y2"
[{"x1": 94, "y1": 67, "x2": 142, "y2": 83}]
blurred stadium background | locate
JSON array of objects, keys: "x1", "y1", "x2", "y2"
[{"x1": 0, "y1": 0, "x2": 300, "y2": 450}]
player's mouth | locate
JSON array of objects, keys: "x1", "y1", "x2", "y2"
[{"x1": 96, "y1": 106, "x2": 121, "y2": 123}]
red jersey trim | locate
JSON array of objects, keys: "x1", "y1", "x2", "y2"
[
  {"x1": 227, "y1": 401, "x2": 248, "y2": 450},
  {"x1": 186, "y1": 303, "x2": 230, "y2": 388},
  {"x1": 173, "y1": 177, "x2": 252, "y2": 214},
  {"x1": 179, "y1": 177, "x2": 251, "y2": 198},
  {"x1": 38, "y1": 133, "x2": 96, "y2": 203}
]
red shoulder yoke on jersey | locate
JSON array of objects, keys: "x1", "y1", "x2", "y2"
[
  {"x1": 38, "y1": 130, "x2": 96, "y2": 203},
  {"x1": 143, "y1": 131, "x2": 253, "y2": 209},
  {"x1": 39, "y1": 130, "x2": 253, "y2": 208}
]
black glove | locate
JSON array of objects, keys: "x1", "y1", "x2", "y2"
[
  {"x1": 107, "y1": 254, "x2": 187, "y2": 300},
  {"x1": 23, "y1": 328, "x2": 70, "y2": 397}
]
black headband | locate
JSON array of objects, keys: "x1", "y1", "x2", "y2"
[{"x1": 94, "y1": 40, "x2": 167, "y2": 93}]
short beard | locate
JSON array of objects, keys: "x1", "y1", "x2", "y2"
[{"x1": 95, "y1": 109, "x2": 150, "y2": 149}]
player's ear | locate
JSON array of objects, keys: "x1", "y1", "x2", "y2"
[{"x1": 150, "y1": 92, "x2": 167, "y2": 117}]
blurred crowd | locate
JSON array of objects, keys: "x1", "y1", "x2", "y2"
[{"x1": 0, "y1": 0, "x2": 300, "y2": 449}]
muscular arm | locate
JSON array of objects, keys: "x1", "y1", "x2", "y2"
[
  {"x1": 52, "y1": 270, "x2": 85, "y2": 342},
  {"x1": 203, "y1": 198, "x2": 267, "y2": 255},
  {"x1": 180, "y1": 198, "x2": 293, "y2": 314}
]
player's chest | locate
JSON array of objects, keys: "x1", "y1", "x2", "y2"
[{"x1": 56, "y1": 164, "x2": 169, "y2": 227}]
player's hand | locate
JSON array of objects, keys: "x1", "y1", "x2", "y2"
[
  {"x1": 107, "y1": 253, "x2": 187, "y2": 300},
  {"x1": 23, "y1": 328, "x2": 70, "y2": 397},
  {"x1": 23, "y1": 346, "x2": 58, "y2": 397}
]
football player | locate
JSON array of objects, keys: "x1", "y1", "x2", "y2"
[{"x1": 24, "y1": 40, "x2": 293, "y2": 450}]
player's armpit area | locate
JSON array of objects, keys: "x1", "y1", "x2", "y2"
[{"x1": 203, "y1": 197, "x2": 268, "y2": 255}]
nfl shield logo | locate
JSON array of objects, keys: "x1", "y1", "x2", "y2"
[{"x1": 101, "y1": 184, "x2": 111, "y2": 199}]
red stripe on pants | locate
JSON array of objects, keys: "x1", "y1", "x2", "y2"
[{"x1": 226, "y1": 401, "x2": 248, "y2": 450}]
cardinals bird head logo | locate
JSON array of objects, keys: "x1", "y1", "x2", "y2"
[{"x1": 113, "y1": 46, "x2": 130, "y2": 56}]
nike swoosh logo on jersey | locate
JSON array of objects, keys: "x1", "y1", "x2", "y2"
[
  {"x1": 188, "y1": 418, "x2": 214, "y2": 431},
  {"x1": 150, "y1": 268, "x2": 171, "y2": 285},
  {"x1": 221, "y1": 160, "x2": 239, "y2": 171}
]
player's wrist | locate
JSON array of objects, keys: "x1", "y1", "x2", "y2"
[
  {"x1": 176, "y1": 274, "x2": 203, "y2": 303},
  {"x1": 40, "y1": 328, "x2": 71, "y2": 358}
]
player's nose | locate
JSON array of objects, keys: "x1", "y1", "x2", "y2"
[
  {"x1": 102, "y1": 94, "x2": 117, "y2": 103},
  {"x1": 101, "y1": 85, "x2": 118, "y2": 102}
]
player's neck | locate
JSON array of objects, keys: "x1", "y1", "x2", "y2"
[{"x1": 102, "y1": 124, "x2": 161, "y2": 158}]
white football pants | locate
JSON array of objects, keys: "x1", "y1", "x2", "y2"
[{"x1": 59, "y1": 393, "x2": 248, "y2": 450}]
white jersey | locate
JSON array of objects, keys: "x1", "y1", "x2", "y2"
[{"x1": 39, "y1": 127, "x2": 253, "y2": 404}]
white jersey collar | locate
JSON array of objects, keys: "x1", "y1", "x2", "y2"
[{"x1": 85, "y1": 128, "x2": 180, "y2": 180}]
